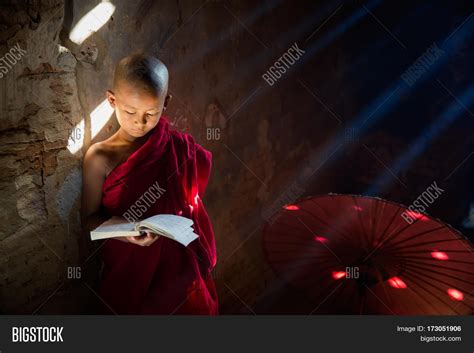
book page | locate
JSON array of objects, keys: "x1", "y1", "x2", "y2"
[
  {"x1": 138, "y1": 214, "x2": 198, "y2": 246},
  {"x1": 90, "y1": 216, "x2": 140, "y2": 240}
]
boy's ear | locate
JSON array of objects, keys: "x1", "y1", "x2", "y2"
[
  {"x1": 106, "y1": 90, "x2": 116, "y2": 108},
  {"x1": 163, "y1": 94, "x2": 172, "y2": 110}
]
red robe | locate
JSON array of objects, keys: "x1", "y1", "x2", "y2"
[{"x1": 98, "y1": 116, "x2": 218, "y2": 314}]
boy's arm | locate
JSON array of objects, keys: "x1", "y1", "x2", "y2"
[{"x1": 81, "y1": 145, "x2": 109, "y2": 231}]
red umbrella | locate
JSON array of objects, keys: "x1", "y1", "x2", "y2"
[{"x1": 263, "y1": 194, "x2": 474, "y2": 315}]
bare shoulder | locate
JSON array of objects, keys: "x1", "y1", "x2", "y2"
[{"x1": 83, "y1": 140, "x2": 113, "y2": 176}]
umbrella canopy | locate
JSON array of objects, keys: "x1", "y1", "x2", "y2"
[{"x1": 263, "y1": 194, "x2": 474, "y2": 314}]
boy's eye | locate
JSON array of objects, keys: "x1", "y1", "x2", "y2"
[
  {"x1": 125, "y1": 111, "x2": 136, "y2": 115},
  {"x1": 147, "y1": 112, "x2": 158, "y2": 116}
]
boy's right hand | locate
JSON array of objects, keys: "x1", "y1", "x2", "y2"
[{"x1": 113, "y1": 233, "x2": 159, "y2": 247}]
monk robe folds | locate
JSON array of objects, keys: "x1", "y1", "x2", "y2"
[{"x1": 98, "y1": 116, "x2": 218, "y2": 314}]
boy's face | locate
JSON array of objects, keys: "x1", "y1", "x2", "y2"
[{"x1": 107, "y1": 81, "x2": 170, "y2": 138}]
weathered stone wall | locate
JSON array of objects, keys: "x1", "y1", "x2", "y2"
[{"x1": 0, "y1": 0, "x2": 84, "y2": 313}]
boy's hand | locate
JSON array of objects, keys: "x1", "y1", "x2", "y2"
[
  {"x1": 112, "y1": 232, "x2": 160, "y2": 246},
  {"x1": 126, "y1": 232, "x2": 160, "y2": 247}
]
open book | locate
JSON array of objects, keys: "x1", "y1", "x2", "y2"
[{"x1": 90, "y1": 214, "x2": 198, "y2": 247}]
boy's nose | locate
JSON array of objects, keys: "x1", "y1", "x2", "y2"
[{"x1": 136, "y1": 114, "x2": 147, "y2": 124}]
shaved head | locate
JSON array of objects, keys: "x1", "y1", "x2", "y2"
[
  {"x1": 107, "y1": 53, "x2": 172, "y2": 138},
  {"x1": 113, "y1": 53, "x2": 169, "y2": 98}
]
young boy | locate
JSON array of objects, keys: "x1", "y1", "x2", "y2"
[{"x1": 81, "y1": 53, "x2": 218, "y2": 315}]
